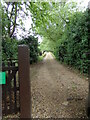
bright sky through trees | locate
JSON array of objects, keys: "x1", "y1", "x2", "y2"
[{"x1": 16, "y1": 0, "x2": 90, "y2": 43}]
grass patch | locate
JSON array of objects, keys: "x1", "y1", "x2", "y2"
[
  {"x1": 42, "y1": 53, "x2": 46, "y2": 57},
  {"x1": 38, "y1": 55, "x2": 43, "y2": 62},
  {"x1": 50, "y1": 52, "x2": 56, "y2": 59}
]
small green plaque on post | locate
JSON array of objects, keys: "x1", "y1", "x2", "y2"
[{"x1": 0, "y1": 72, "x2": 6, "y2": 84}]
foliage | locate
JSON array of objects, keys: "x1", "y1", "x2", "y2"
[
  {"x1": 38, "y1": 55, "x2": 43, "y2": 62},
  {"x1": 1, "y1": 1, "x2": 89, "y2": 70},
  {"x1": 2, "y1": 37, "x2": 18, "y2": 60},
  {"x1": 29, "y1": 2, "x2": 78, "y2": 52},
  {"x1": 54, "y1": 9, "x2": 89, "y2": 73},
  {"x1": 1, "y1": 0, "x2": 40, "y2": 64},
  {"x1": 18, "y1": 35, "x2": 40, "y2": 64},
  {"x1": 1, "y1": 2, "x2": 39, "y2": 64},
  {"x1": 40, "y1": 37, "x2": 56, "y2": 52},
  {"x1": 30, "y1": 2, "x2": 89, "y2": 73},
  {"x1": 1, "y1": 1, "x2": 30, "y2": 38}
]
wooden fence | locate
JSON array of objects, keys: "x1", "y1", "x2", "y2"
[
  {"x1": 2, "y1": 60, "x2": 20, "y2": 116},
  {"x1": 2, "y1": 45, "x2": 31, "y2": 118}
]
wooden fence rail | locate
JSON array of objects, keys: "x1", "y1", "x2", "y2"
[
  {"x1": 2, "y1": 60, "x2": 20, "y2": 116},
  {"x1": 2, "y1": 45, "x2": 31, "y2": 119}
]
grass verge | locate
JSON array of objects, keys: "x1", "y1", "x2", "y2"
[{"x1": 38, "y1": 55, "x2": 43, "y2": 62}]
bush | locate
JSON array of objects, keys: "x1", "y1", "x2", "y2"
[
  {"x1": 18, "y1": 35, "x2": 40, "y2": 64},
  {"x1": 2, "y1": 37, "x2": 18, "y2": 61},
  {"x1": 54, "y1": 9, "x2": 89, "y2": 74}
]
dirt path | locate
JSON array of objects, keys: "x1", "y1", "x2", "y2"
[{"x1": 30, "y1": 52, "x2": 89, "y2": 118}]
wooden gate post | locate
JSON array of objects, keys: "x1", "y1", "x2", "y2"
[{"x1": 18, "y1": 45, "x2": 31, "y2": 118}]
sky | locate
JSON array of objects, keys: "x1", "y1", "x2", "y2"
[{"x1": 16, "y1": 0, "x2": 90, "y2": 43}]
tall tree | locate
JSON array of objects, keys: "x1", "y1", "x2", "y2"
[{"x1": 1, "y1": 2, "x2": 30, "y2": 38}]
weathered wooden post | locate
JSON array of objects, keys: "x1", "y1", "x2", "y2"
[{"x1": 18, "y1": 45, "x2": 31, "y2": 118}]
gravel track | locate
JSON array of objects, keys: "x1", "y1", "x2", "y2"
[{"x1": 30, "y1": 52, "x2": 89, "y2": 118}]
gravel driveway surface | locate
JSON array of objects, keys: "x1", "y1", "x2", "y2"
[{"x1": 30, "y1": 52, "x2": 89, "y2": 118}]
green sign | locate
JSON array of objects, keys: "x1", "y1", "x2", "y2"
[{"x1": 0, "y1": 72, "x2": 6, "y2": 84}]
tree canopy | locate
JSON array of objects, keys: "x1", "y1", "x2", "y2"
[
  {"x1": 29, "y1": 2, "x2": 79, "y2": 50},
  {"x1": 29, "y1": 1, "x2": 89, "y2": 73},
  {"x1": 1, "y1": 1, "x2": 89, "y2": 72}
]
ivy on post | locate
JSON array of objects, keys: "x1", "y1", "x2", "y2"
[{"x1": 18, "y1": 45, "x2": 31, "y2": 118}]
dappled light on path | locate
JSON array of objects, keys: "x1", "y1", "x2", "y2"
[{"x1": 43, "y1": 52, "x2": 54, "y2": 60}]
